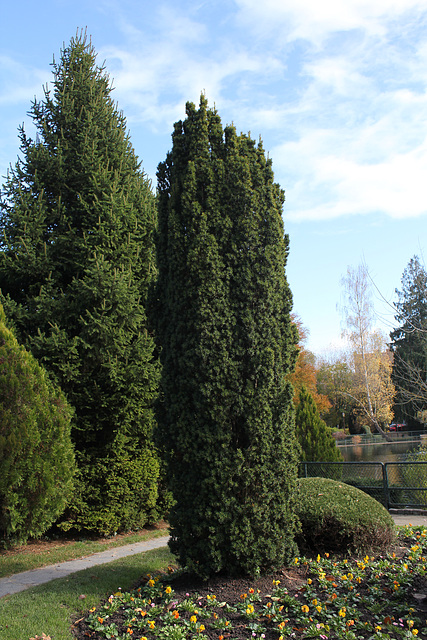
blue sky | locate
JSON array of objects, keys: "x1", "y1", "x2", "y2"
[{"x1": 1, "y1": 0, "x2": 427, "y2": 355}]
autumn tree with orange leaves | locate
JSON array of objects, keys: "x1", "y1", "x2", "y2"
[{"x1": 289, "y1": 315, "x2": 331, "y2": 415}]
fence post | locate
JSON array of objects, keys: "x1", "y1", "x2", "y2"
[{"x1": 381, "y1": 463, "x2": 389, "y2": 510}]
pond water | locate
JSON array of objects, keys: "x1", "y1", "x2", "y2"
[
  {"x1": 336, "y1": 437, "x2": 427, "y2": 506},
  {"x1": 338, "y1": 439, "x2": 421, "y2": 463}
]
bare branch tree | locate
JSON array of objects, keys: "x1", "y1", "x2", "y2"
[{"x1": 340, "y1": 264, "x2": 395, "y2": 440}]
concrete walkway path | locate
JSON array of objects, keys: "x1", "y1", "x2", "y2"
[
  {"x1": 390, "y1": 512, "x2": 427, "y2": 528},
  {"x1": 2, "y1": 512, "x2": 427, "y2": 599},
  {"x1": 0, "y1": 534, "x2": 170, "y2": 598}
]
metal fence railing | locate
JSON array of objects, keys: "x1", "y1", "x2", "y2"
[
  {"x1": 299, "y1": 461, "x2": 427, "y2": 510},
  {"x1": 335, "y1": 431, "x2": 427, "y2": 447}
]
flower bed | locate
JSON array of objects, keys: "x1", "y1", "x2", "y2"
[{"x1": 73, "y1": 525, "x2": 427, "y2": 640}]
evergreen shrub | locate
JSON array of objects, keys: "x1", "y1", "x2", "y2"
[
  {"x1": 59, "y1": 444, "x2": 160, "y2": 535},
  {"x1": 295, "y1": 477, "x2": 395, "y2": 555},
  {"x1": 0, "y1": 305, "x2": 75, "y2": 546},
  {"x1": 295, "y1": 385, "x2": 343, "y2": 463}
]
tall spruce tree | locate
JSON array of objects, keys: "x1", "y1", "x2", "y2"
[
  {"x1": 152, "y1": 96, "x2": 299, "y2": 577},
  {"x1": 0, "y1": 33, "x2": 160, "y2": 534},
  {"x1": 295, "y1": 385, "x2": 343, "y2": 462},
  {"x1": 390, "y1": 256, "x2": 427, "y2": 428}
]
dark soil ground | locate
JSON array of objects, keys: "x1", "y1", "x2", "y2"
[{"x1": 72, "y1": 566, "x2": 309, "y2": 640}]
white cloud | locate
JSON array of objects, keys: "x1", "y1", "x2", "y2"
[
  {"x1": 257, "y1": 14, "x2": 427, "y2": 222},
  {"x1": 101, "y1": 10, "x2": 284, "y2": 131},
  {"x1": 3, "y1": 0, "x2": 427, "y2": 227},
  {"x1": 274, "y1": 102, "x2": 427, "y2": 221},
  {"x1": 0, "y1": 56, "x2": 46, "y2": 106},
  {"x1": 234, "y1": 0, "x2": 427, "y2": 44},
  {"x1": 0, "y1": 56, "x2": 48, "y2": 176}
]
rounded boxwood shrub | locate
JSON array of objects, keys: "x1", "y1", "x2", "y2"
[
  {"x1": 295, "y1": 477, "x2": 395, "y2": 555},
  {"x1": 0, "y1": 304, "x2": 75, "y2": 546}
]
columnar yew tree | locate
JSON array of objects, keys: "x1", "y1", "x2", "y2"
[
  {"x1": 0, "y1": 33, "x2": 160, "y2": 534},
  {"x1": 152, "y1": 96, "x2": 299, "y2": 577}
]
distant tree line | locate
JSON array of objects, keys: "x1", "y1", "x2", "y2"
[{"x1": 293, "y1": 260, "x2": 427, "y2": 438}]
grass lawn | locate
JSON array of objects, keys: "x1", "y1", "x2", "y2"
[
  {"x1": 0, "y1": 546, "x2": 175, "y2": 640},
  {"x1": 0, "y1": 523, "x2": 169, "y2": 579}
]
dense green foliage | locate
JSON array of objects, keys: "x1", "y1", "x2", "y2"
[
  {"x1": 0, "y1": 33, "x2": 160, "y2": 534},
  {"x1": 295, "y1": 477, "x2": 395, "y2": 555},
  {"x1": 0, "y1": 304, "x2": 75, "y2": 546},
  {"x1": 59, "y1": 441, "x2": 160, "y2": 536},
  {"x1": 390, "y1": 256, "x2": 427, "y2": 429},
  {"x1": 152, "y1": 95, "x2": 299, "y2": 578},
  {"x1": 295, "y1": 385, "x2": 343, "y2": 462}
]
